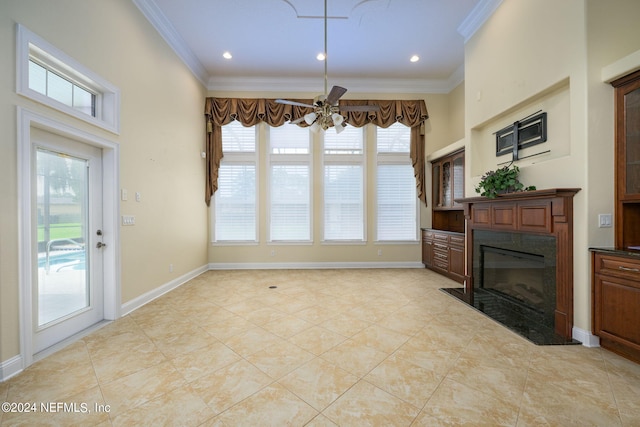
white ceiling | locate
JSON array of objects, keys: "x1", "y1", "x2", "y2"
[{"x1": 133, "y1": 0, "x2": 502, "y2": 93}]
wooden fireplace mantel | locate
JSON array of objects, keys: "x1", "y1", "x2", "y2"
[{"x1": 457, "y1": 188, "x2": 581, "y2": 340}]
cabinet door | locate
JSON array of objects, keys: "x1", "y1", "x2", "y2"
[
  {"x1": 441, "y1": 160, "x2": 452, "y2": 207},
  {"x1": 618, "y1": 79, "x2": 640, "y2": 199},
  {"x1": 594, "y1": 274, "x2": 640, "y2": 348},
  {"x1": 452, "y1": 154, "x2": 464, "y2": 207},
  {"x1": 449, "y1": 244, "x2": 465, "y2": 280},
  {"x1": 614, "y1": 72, "x2": 640, "y2": 249},
  {"x1": 432, "y1": 162, "x2": 441, "y2": 208},
  {"x1": 422, "y1": 239, "x2": 433, "y2": 266}
]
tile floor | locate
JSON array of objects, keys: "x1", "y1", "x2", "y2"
[{"x1": 1, "y1": 268, "x2": 640, "y2": 426}]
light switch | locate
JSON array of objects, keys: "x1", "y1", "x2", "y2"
[
  {"x1": 121, "y1": 188, "x2": 128, "y2": 201},
  {"x1": 135, "y1": 192, "x2": 141, "y2": 202},
  {"x1": 598, "y1": 214, "x2": 612, "y2": 228}
]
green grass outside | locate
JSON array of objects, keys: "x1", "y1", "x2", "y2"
[{"x1": 37, "y1": 223, "x2": 82, "y2": 242}]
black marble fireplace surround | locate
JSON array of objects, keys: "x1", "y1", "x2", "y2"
[
  {"x1": 446, "y1": 189, "x2": 581, "y2": 345},
  {"x1": 443, "y1": 229, "x2": 578, "y2": 345}
]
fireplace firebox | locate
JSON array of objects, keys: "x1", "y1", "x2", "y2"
[{"x1": 481, "y1": 246, "x2": 546, "y2": 313}]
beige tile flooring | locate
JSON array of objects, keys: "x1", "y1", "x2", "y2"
[{"x1": 2, "y1": 268, "x2": 640, "y2": 426}]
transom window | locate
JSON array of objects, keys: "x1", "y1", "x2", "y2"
[
  {"x1": 16, "y1": 24, "x2": 120, "y2": 133},
  {"x1": 28, "y1": 59, "x2": 96, "y2": 117}
]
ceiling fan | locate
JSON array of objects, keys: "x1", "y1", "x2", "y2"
[{"x1": 275, "y1": 0, "x2": 379, "y2": 133}]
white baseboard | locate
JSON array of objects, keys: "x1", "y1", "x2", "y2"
[
  {"x1": 208, "y1": 261, "x2": 424, "y2": 270},
  {"x1": 0, "y1": 355, "x2": 23, "y2": 382},
  {"x1": 573, "y1": 326, "x2": 600, "y2": 347},
  {"x1": 121, "y1": 264, "x2": 209, "y2": 316}
]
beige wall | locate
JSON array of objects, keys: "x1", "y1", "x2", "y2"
[
  {"x1": 447, "y1": 82, "x2": 465, "y2": 144},
  {"x1": 0, "y1": 0, "x2": 207, "y2": 363},
  {"x1": 464, "y1": 0, "x2": 640, "y2": 333}
]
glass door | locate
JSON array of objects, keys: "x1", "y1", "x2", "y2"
[{"x1": 33, "y1": 134, "x2": 104, "y2": 354}]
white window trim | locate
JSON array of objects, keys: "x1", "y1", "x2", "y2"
[
  {"x1": 16, "y1": 24, "x2": 120, "y2": 134},
  {"x1": 211, "y1": 124, "x2": 259, "y2": 245}
]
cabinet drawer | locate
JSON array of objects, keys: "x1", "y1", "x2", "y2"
[
  {"x1": 433, "y1": 250, "x2": 448, "y2": 260},
  {"x1": 433, "y1": 259, "x2": 449, "y2": 270},
  {"x1": 433, "y1": 243, "x2": 448, "y2": 252},
  {"x1": 433, "y1": 233, "x2": 449, "y2": 242},
  {"x1": 449, "y1": 235, "x2": 465, "y2": 247},
  {"x1": 595, "y1": 254, "x2": 640, "y2": 281}
]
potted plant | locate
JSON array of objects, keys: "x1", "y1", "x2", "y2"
[{"x1": 475, "y1": 164, "x2": 536, "y2": 198}]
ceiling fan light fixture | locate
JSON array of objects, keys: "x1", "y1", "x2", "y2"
[
  {"x1": 331, "y1": 113, "x2": 344, "y2": 126},
  {"x1": 335, "y1": 122, "x2": 346, "y2": 134},
  {"x1": 310, "y1": 121, "x2": 322, "y2": 133},
  {"x1": 304, "y1": 112, "x2": 318, "y2": 125}
]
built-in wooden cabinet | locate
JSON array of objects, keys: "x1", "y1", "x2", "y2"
[
  {"x1": 425, "y1": 150, "x2": 465, "y2": 282},
  {"x1": 612, "y1": 70, "x2": 640, "y2": 250},
  {"x1": 591, "y1": 70, "x2": 640, "y2": 364},
  {"x1": 592, "y1": 251, "x2": 640, "y2": 363},
  {"x1": 431, "y1": 150, "x2": 465, "y2": 233},
  {"x1": 421, "y1": 229, "x2": 464, "y2": 284}
]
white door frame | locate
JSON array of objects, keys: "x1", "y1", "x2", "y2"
[{"x1": 17, "y1": 107, "x2": 120, "y2": 367}]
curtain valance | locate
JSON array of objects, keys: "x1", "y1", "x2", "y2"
[{"x1": 204, "y1": 97, "x2": 429, "y2": 206}]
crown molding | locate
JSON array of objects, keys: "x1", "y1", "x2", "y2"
[
  {"x1": 207, "y1": 74, "x2": 461, "y2": 95},
  {"x1": 131, "y1": 0, "x2": 209, "y2": 86},
  {"x1": 457, "y1": 0, "x2": 503, "y2": 43}
]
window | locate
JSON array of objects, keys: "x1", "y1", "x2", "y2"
[
  {"x1": 323, "y1": 126, "x2": 365, "y2": 241},
  {"x1": 269, "y1": 125, "x2": 311, "y2": 241},
  {"x1": 28, "y1": 60, "x2": 96, "y2": 117},
  {"x1": 16, "y1": 24, "x2": 120, "y2": 133},
  {"x1": 376, "y1": 123, "x2": 418, "y2": 241},
  {"x1": 213, "y1": 121, "x2": 257, "y2": 242}
]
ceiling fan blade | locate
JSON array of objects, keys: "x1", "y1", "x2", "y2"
[
  {"x1": 289, "y1": 117, "x2": 306, "y2": 125},
  {"x1": 275, "y1": 99, "x2": 315, "y2": 108},
  {"x1": 339, "y1": 105, "x2": 380, "y2": 112},
  {"x1": 325, "y1": 86, "x2": 347, "y2": 106}
]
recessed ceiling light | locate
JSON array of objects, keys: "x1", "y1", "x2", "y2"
[
  {"x1": 223, "y1": 51, "x2": 232, "y2": 59},
  {"x1": 410, "y1": 55, "x2": 420, "y2": 63},
  {"x1": 316, "y1": 52, "x2": 326, "y2": 61}
]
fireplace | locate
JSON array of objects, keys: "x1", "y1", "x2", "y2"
[
  {"x1": 481, "y1": 246, "x2": 546, "y2": 313},
  {"x1": 450, "y1": 188, "x2": 580, "y2": 344},
  {"x1": 471, "y1": 230, "x2": 561, "y2": 342}
]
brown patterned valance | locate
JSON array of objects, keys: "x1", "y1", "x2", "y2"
[{"x1": 204, "y1": 97, "x2": 429, "y2": 206}]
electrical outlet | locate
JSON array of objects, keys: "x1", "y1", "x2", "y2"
[
  {"x1": 122, "y1": 215, "x2": 135, "y2": 226},
  {"x1": 377, "y1": 249, "x2": 382, "y2": 256}
]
